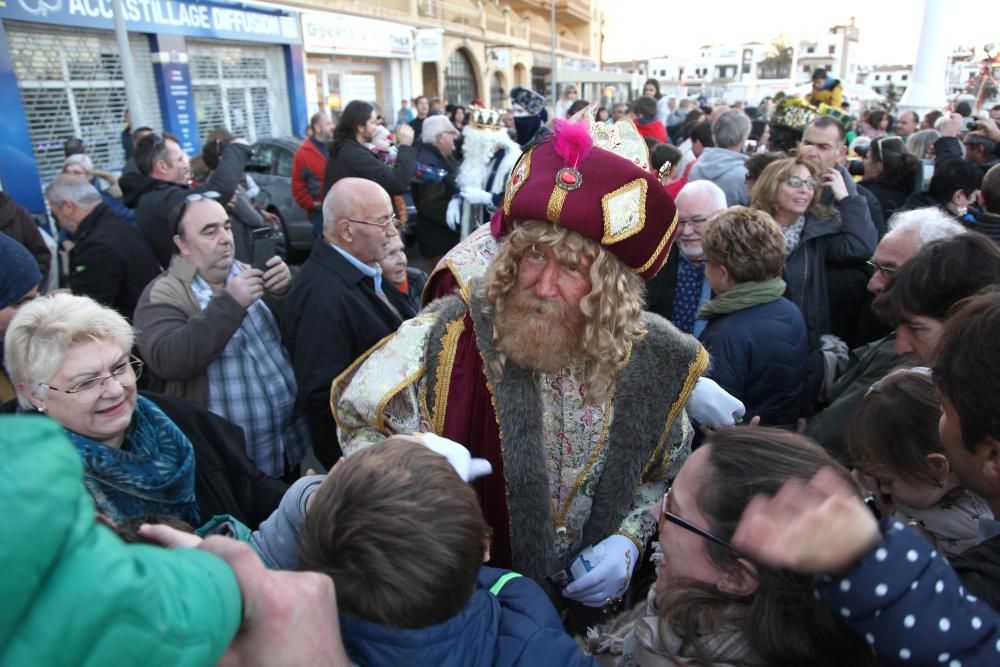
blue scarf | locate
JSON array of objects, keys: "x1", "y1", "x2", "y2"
[{"x1": 65, "y1": 395, "x2": 200, "y2": 525}]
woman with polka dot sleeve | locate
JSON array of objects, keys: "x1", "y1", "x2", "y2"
[{"x1": 731, "y1": 467, "x2": 1000, "y2": 666}]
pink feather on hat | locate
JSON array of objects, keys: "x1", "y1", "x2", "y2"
[{"x1": 551, "y1": 118, "x2": 593, "y2": 170}]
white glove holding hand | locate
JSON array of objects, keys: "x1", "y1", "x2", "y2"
[
  {"x1": 446, "y1": 197, "x2": 462, "y2": 231},
  {"x1": 562, "y1": 535, "x2": 638, "y2": 607},
  {"x1": 416, "y1": 432, "x2": 493, "y2": 482},
  {"x1": 687, "y1": 377, "x2": 746, "y2": 427},
  {"x1": 461, "y1": 187, "x2": 494, "y2": 206}
]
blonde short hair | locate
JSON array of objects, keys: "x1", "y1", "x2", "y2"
[
  {"x1": 702, "y1": 207, "x2": 786, "y2": 283},
  {"x1": 481, "y1": 220, "x2": 647, "y2": 404},
  {"x1": 4, "y1": 293, "x2": 134, "y2": 409}
]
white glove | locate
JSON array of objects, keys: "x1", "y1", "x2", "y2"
[
  {"x1": 461, "y1": 187, "x2": 494, "y2": 206},
  {"x1": 446, "y1": 197, "x2": 461, "y2": 231},
  {"x1": 687, "y1": 377, "x2": 746, "y2": 427},
  {"x1": 416, "y1": 432, "x2": 493, "y2": 482},
  {"x1": 562, "y1": 535, "x2": 638, "y2": 607}
]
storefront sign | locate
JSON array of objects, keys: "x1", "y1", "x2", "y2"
[
  {"x1": 302, "y1": 12, "x2": 411, "y2": 59},
  {"x1": 150, "y1": 34, "x2": 199, "y2": 155},
  {"x1": 414, "y1": 28, "x2": 443, "y2": 63},
  {"x1": 0, "y1": 0, "x2": 301, "y2": 44}
]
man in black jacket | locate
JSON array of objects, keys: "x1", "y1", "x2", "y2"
[
  {"x1": 46, "y1": 174, "x2": 160, "y2": 322},
  {"x1": 321, "y1": 100, "x2": 417, "y2": 200},
  {"x1": 282, "y1": 177, "x2": 416, "y2": 466},
  {"x1": 120, "y1": 132, "x2": 252, "y2": 267}
]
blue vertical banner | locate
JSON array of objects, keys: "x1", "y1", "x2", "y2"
[
  {"x1": 149, "y1": 33, "x2": 200, "y2": 156},
  {"x1": 285, "y1": 44, "x2": 308, "y2": 139},
  {"x1": 0, "y1": 20, "x2": 45, "y2": 212}
]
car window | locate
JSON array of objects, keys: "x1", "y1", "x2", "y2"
[
  {"x1": 252, "y1": 144, "x2": 275, "y2": 174},
  {"x1": 275, "y1": 148, "x2": 294, "y2": 178}
]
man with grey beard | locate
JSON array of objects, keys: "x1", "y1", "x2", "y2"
[{"x1": 645, "y1": 180, "x2": 728, "y2": 335}]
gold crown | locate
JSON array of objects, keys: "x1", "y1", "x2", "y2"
[{"x1": 469, "y1": 105, "x2": 504, "y2": 130}]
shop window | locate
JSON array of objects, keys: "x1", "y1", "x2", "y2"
[{"x1": 445, "y1": 49, "x2": 478, "y2": 105}]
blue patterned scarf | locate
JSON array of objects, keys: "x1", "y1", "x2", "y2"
[{"x1": 65, "y1": 395, "x2": 200, "y2": 525}]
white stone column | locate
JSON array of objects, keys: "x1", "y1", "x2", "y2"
[{"x1": 899, "y1": 0, "x2": 948, "y2": 114}]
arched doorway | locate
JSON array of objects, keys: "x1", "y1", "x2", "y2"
[
  {"x1": 444, "y1": 48, "x2": 478, "y2": 105},
  {"x1": 513, "y1": 63, "x2": 527, "y2": 88},
  {"x1": 490, "y1": 71, "x2": 506, "y2": 109}
]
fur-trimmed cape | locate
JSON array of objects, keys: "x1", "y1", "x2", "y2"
[{"x1": 423, "y1": 281, "x2": 708, "y2": 588}]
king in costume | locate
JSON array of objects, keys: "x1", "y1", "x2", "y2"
[{"x1": 331, "y1": 117, "x2": 709, "y2": 600}]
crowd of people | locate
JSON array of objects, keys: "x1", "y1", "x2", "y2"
[{"x1": 4, "y1": 67, "x2": 1000, "y2": 666}]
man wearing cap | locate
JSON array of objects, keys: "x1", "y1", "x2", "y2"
[
  {"x1": 0, "y1": 234, "x2": 42, "y2": 402},
  {"x1": 133, "y1": 194, "x2": 308, "y2": 479},
  {"x1": 332, "y1": 120, "x2": 744, "y2": 613}
]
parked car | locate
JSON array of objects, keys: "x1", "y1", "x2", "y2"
[
  {"x1": 247, "y1": 137, "x2": 418, "y2": 262},
  {"x1": 246, "y1": 137, "x2": 312, "y2": 260}
]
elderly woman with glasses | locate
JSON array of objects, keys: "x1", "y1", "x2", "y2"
[
  {"x1": 4, "y1": 293, "x2": 286, "y2": 528},
  {"x1": 587, "y1": 428, "x2": 879, "y2": 667},
  {"x1": 63, "y1": 153, "x2": 136, "y2": 225},
  {"x1": 750, "y1": 155, "x2": 876, "y2": 398}
]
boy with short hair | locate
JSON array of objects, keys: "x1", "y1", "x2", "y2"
[{"x1": 289, "y1": 435, "x2": 599, "y2": 665}]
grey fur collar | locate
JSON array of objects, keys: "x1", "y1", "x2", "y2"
[{"x1": 426, "y1": 281, "x2": 705, "y2": 587}]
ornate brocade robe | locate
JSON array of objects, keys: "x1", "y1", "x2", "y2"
[{"x1": 331, "y1": 280, "x2": 708, "y2": 588}]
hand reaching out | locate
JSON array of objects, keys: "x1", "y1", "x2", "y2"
[{"x1": 730, "y1": 467, "x2": 881, "y2": 574}]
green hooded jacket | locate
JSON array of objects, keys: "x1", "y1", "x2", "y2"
[{"x1": 0, "y1": 416, "x2": 242, "y2": 666}]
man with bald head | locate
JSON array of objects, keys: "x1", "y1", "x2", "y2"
[
  {"x1": 134, "y1": 193, "x2": 309, "y2": 478},
  {"x1": 282, "y1": 177, "x2": 417, "y2": 465}
]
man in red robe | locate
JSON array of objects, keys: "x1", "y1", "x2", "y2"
[{"x1": 331, "y1": 119, "x2": 744, "y2": 614}]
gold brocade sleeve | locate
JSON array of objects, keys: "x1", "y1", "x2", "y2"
[{"x1": 329, "y1": 312, "x2": 439, "y2": 457}]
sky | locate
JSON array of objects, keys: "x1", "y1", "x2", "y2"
[{"x1": 600, "y1": 0, "x2": 1000, "y2": 67}]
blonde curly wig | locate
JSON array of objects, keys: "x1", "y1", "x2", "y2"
[{"x1": 481, "y1": 220, "x2": 647, "y2": 404}]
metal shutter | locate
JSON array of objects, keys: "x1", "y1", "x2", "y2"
[
  {"x1": 188, "y1": 40, "x2": 291, "y2": 144},
  {"x1": 7, "y1": 23, "x2": 163, "y2": 183}
]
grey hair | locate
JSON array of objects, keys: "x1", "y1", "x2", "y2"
[
  {"x1": 421, "y1": 115, "x2": 455, "y2": 146},
  {"x1": 4, "y1": 293, "x2": 134, "y2": 409},
  {"x1": 712, "y1": 110, "x2": 751, "y2": 150},
  {"x1": 45, "y1": 174, "x2": 102, "y2": 208},
  {"x1": 676, "y1": 179, "x2": 728, "y2": 212},
  {"x1": 886, "y1": 206, "x2": 965, "y2": 247},
  {"x1": 906, "y1": 129, "x2": 940, "y2": 160},
  {"x1": 64, "y1": 153, "x2": 94, "y2": 174}
]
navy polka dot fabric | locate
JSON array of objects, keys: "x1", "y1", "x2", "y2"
[{"x1": 816, "y1": 518, "x2": 1000, "y2": 666}]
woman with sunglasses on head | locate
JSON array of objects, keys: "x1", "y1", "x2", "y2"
[
  {"x1": 751, "y1": 155, "x2": 877, "y2": 403},
  {"x1": 859, "y1": 135, "x2": 920, "y2": 221},
  {"x1": 3, "y1": 293, "x2": 287, "y2": 529},
  {"x1": 587, "y1": 427, "x2": 878, "y2": 666}
]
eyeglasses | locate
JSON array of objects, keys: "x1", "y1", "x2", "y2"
[
  {"x1": 347, "y1": 214, "x2": 399, "y2": 229},
  {"x1": 169, "y1": 191, "x2": 222, "y2": 233},
  {"x1": 786, "y1": 176, "x2": 819, "y2": 190},
  {"x1": 658, "y1": 486, "x2": 737, "y2": 552},
  {"x1": 866, "y1": 259, "x2": 898, "y2": 277},
  {"x1": 40, "y1": 357, "x2": 144, "y2": 397},
  {"x1": 679, "y1": 216, "x2": 710, "y2": 229}
]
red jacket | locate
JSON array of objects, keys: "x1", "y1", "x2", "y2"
[
  {"x1": 635, "y1": 118, "x2": 667, "y2": 144},
  {"x1": 291, "y1": 138, "x2": 328, "y2": 213}
]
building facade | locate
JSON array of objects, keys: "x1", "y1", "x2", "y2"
[{"x1": 295, "y1": 0, "x2": 602, "y2": 117}]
